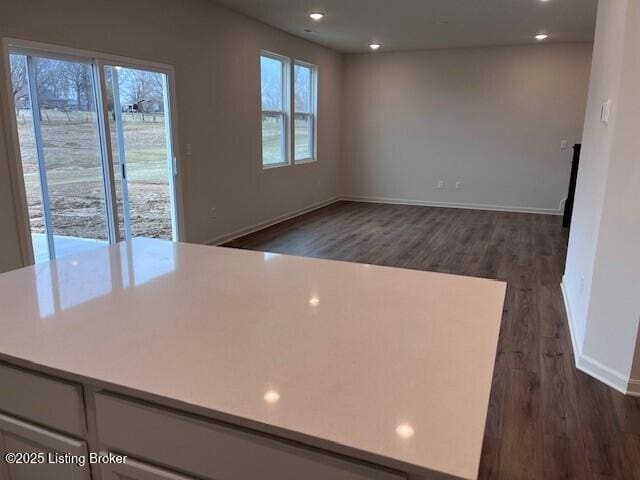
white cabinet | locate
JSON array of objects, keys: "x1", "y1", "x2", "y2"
[
  {"x1": 0, "y1": 361, "x2": 409, "y2": 480},
  {"x1": 95, "y1": 394, "x2": 405, "y2": 480},
  {"x1": 0, "y1": 413, "x2": 90, "y2": 480},
  {"x1": 0, "y1": 364, "x2": 86, "y2": 436},
  {"x1": 101, "y1": 456, "x2": 197, "y2": 480}
]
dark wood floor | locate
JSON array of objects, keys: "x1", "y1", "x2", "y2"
[{"x1": 226, "y1": 201, "x2": 640, "y2": 480}]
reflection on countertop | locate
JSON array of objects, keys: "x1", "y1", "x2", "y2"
[{"x1": 33, "y1": 239, "x2": 176, "y2": 318}]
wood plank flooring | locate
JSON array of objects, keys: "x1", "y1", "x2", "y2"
[{"x1": 225, "y1": 201, "x2": 640, "y2": 480}]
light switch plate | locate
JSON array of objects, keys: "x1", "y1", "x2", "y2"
[{"x1": 601, "y1": 100, "x2": 612, "y2": 125}]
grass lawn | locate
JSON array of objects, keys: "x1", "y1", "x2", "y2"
[
  {"x1": 263, "y1": 115, "x2": 312, "y2": 164},
  {"x1": 16, "y1": 109, "x2": 173, "y2": 241},
  {"x1": 16, "y1": 110, "x2": 312, "y2": 245}
]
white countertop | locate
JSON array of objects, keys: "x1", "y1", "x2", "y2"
[{"x1": 0, "y1": 239, "x2": 505, "y2": 479}]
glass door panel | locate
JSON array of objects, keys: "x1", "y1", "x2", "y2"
[
  {"x1": 9, "y1": 53, "x2": 110, "y2": 263},
  {"x1": 32, "y1": 56, "x2": 109, "y2": 258},
  {"x1": 104, "y1": 65, "x2": 176, "y2": 241},
  {"x1": 9, "y1": 54, "x2": 49, "y2": 263}
]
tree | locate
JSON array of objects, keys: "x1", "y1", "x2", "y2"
[
  {"x1": 63, "y1": 62, "x2": 94, "y2": 111},
  {"x1": 119, "y1": 69, "x2": 164, "y2": 121},
  {"x1": 34, "y1": 58, "x2": 70, "y2": 105},
  {"x1": 294, "y1": 65, "x2": 310, "y2": 112},
  {"x1": 9, "y1": 55, "x2": 28, "y2": 110},
  {"x1": 10, "y1": 56, "x2": 96, "y2": 122},
  {"x1": 261, "y1": 57, "x2": 282, "y2": 111}
]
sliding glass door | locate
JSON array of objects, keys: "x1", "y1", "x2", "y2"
[{"x1": 7, "y1": 44, "x2": 180, "y2": 264}]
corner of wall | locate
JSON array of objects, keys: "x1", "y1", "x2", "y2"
[
  {"x1": 627, "y1": 379, "x2": 640, "y2": 397},
  {"x1": 561, "y1": 279, "x2": 582, "y2": 357},
  {"x1": 560, "y1": 279, "x2": 640, "y2": 397},
  {"x1": 562, "y1": 278, "x2": 640, "y2": 397}
]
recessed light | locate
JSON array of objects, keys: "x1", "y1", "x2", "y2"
[
  {"x1": 395, "y1": 423, "x2": 415, "y2": 439},
  {"x1": 535, "y1": 34, "x2": 549, "y2": 41},
  {"x1": 263, "y1": 390, "x2": 280, "y2": 404},
  {"x1": 309, "y1": 12, "x2": 325, "y2": 21},
  {"x1": 369, "y1": 43, "x2": 382, "y2": 51}
]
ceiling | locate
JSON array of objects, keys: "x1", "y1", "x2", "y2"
[{"x1": 214, "y1": 0, "x2": 598, "y2": 53}]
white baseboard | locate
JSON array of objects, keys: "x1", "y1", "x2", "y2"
[
  {"x1": 208, "y1": 195, "x2": 564, "y2": 248},
  {"x1": 561, "y1": 280, "x2": 640, "y2": 397},
  {"x1": 561, "y1": 280, "x2": 582, "y2": 358},
  {"x1": 627, "y1": 379, "x2": 640, "y2": 396},
  {"x1": 206, "y1": 196, "x2": 341, "y2": 246},
  {"x1": 206, "y1": 194, "x2": 561, "y2": 247},
  {"x1": 341, "y1": 195, "x2": 563, "y2": 216},
  {"x1": 577, "y1": 354, "x2": 634, "y2": 395},
  {"x1": 558, "y1": 196, "x2": 568, "y2": 213}
]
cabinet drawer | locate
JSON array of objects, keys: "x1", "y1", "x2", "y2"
[
  {"x1": 95, "y1": 393, "x2": 405, "y2": 480},
  {"x1": 0, "y1": 412, "x2": 90, "y2": 480},
  {"x1": 101, "y1": 456, "x2": 197, "y2": 480},
  {"x1": 0, "y1": 363, "x2": 85, "y2": 436}
]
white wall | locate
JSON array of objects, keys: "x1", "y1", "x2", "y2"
[
  {"x1": 562, "y1": 0, "x2": 629, "y2": 359},
  {"x1": 563, "y1": 0, "x2": 640, "y2": 392},
  {"x1": 0, "y1": 0, "x2": 343, "y2": 272},
  {"x1": 342, "y1": 43, "x2": 593, "y2": 214}
]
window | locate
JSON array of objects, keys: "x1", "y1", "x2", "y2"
[
  {"x1": 294, "y1": 62, "x2": 316, "y2": 162},
  {"x1": 260, "y1": 53, "x2": 318, "y2": 168},
  {"x1": 260, "y1": 54, "x2": 289, "y2": 167}
]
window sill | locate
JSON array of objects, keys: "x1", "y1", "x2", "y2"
[
  {"x1": 262, "y1": 162, "x2": 290, "y2": 170},
  {"x1": 294, "y1": 158, "x2": 317, "y2": 165}
]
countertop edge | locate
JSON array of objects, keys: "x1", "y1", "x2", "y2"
[{"x1": 0, "y1": 352, "x2": 469, "y2": 480}]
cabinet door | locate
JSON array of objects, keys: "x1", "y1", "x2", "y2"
[
  {"x1": 101, "y1": 456, "x2": 197, "y2": 480},
  {"x1": 0, "y1": 363, "x2": 86, "y2": 436},
  {"x1": 0, "y1": 413, "x2": 90, "y2": 480},
  {"x1": 96, "y1": 394, "x2": 405, "y2": 480}
]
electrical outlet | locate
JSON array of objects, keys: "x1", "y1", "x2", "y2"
[
  {"x1": 210, "y1": 207, "x2": 217, "y2": 219},
  {"x1": 561, "y1": 140, "x2": 569, "y2": 150},
  {"x1": 455, "y1": 181, "x2": 463, "y2": 190},
  {"x1": 437, "y1": 180, "x2": 445, "y2": 190}
]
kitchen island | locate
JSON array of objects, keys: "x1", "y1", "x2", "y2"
[{"x1": 0, "y1": 239, "x2": 505, "y2": 480}]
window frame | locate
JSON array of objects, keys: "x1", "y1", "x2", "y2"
[
  {"x1": 293, "y1": 60, "x2": 318, "y2": 164},
  {"x1": 260, "y1": 51, "x2": 291, "y2": 169}
]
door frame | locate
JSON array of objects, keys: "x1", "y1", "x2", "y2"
[{"x1": 1, "y1": 37, "x2": 185, "y2": 266}]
